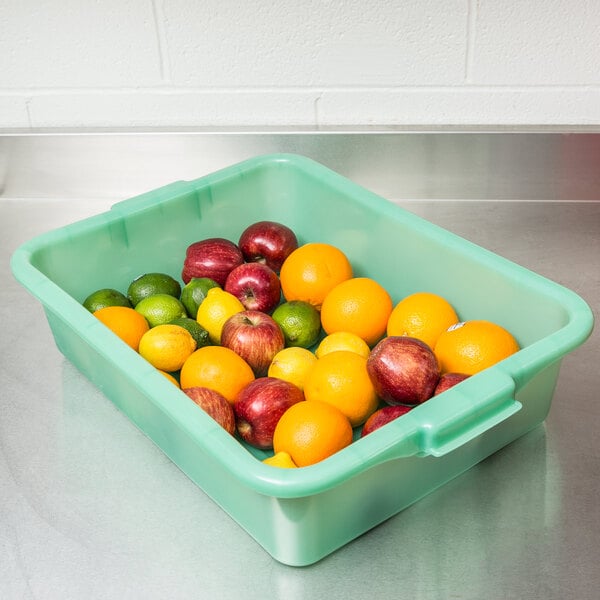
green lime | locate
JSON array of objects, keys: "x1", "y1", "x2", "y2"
[
  {"x1": 169, "y1": 317, "x2": 211, "y2": 348},
  {"x1": 272, "y1": 300, "x2": 322, "y2": 349},
  {"x1": 134, "y1": 294, "x2": 187, "y2": 328},
  {"x1": 127, "y1": 273, "x2": 182, "y2": 307},
  {"x1": 180, "y1": 277, "x2": 221, "y2": 319},
  {"x1": 82, "y1": 288, "x2": 131, "y2": 312}
]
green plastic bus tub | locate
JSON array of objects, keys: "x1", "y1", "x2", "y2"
[{"x1": 10, "y1": 153, "x2": 594, "y2": 566}]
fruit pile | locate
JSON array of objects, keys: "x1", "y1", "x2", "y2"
[{"x1": 83, "y1": 220, "x2": 520, "y2": 469}]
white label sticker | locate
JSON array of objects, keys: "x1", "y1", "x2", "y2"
[{"x1": 447, "y1": 321, "x2": 466, "y2": 332}]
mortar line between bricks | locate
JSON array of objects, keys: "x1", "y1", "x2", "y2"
[
  {"x1": 2, "y1": 85, "x2": 600, "y2": 95},
  {"x1": 465, "y1": 0, "x2": 478, "y2": 84}
]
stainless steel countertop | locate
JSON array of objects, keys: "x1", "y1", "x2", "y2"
[{"x1": 1, "y1": 132, "x2": 598, "y2": 600}]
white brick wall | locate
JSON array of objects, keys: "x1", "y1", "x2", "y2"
[{"x1": 2, "y1": 0, "x2": 600, "y2": 129}]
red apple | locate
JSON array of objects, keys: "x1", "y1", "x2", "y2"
[
  {"x1": 224, "y1": 262, "x2": 282, "y2": 313},
  {"x1": 221, "y1": 310, "x2": 285, "y2": 376},
  {"x1": 367, "y1": 336, "x2": 440, "y2": 406},
  {"x1": 234, "y1": 377, "x2": 304, "y2": 449},
  {"x1": 434, "y1": 372, "x2": 470, "y2": 395},
  {"x1": 361, "y1": 404, "x2": 413, "y2": 437},
  {"x1": 183, "y1": 386, "x2": 236, "y2": 435},
  {"x1": 182, "y1": 238, "x2": 244, "y2": 286},
  {"x1": 238, "y1": 221, "x2": 298, "y2": 273}
]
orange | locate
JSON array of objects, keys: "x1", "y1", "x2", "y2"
[
  {"x1": 138, "y1": 324, "x2": 197, "y2": 372},
  {"x1": 387, "y1": 291, "x2": 459, "y2": 350},
  {"x1": 315, "y1": 331, "x2": 371, "y2": 359},
  {"x1": 303, "y1": 350, "x2": 379, "y2": 427},
  {"x1": 158, "y1": 370, "x2": 181, "y2": 387},
  {"x1": 434, "y1": 320, "x2": 520, "y2": 375},
  {"x1": 179, "y1": 345, "x2": 255, "y2": 403},
  {"x1": 320, "y1": 277, "x2": 393, "y2": 346},
  {"x1": 93, "y1": 306, "x2": 150, "y2": 351},
  {"x1": 279, "y1": 243, "x2": 353, "y2": 310},
  {"x1": 273, "y1": 400, "x2": 353, "y2": 467}
]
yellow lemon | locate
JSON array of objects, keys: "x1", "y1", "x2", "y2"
[
  {"x1": 196, "y1": 287, "x2": 245, "y2": 344},
  {"x1": 262, "y1": 451, "x2": 298, "y2": 468},
  {"x1": 138, "y1": 324, "x2": 197, "y2": 372},
  {"x1": 315, "y1": 331, "x2": 371, "y2": 359},
  {"x1": 267, "y1": 347, "x2": 318, "y2": 391}
]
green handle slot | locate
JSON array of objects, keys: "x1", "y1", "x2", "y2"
[{"x1": 416, "y1": 367, "x2": 520, "y2": 458}]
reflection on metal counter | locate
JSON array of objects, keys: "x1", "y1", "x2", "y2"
[{"x1": 0, "y1": 130, "x2": 598, "y2": 598}]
